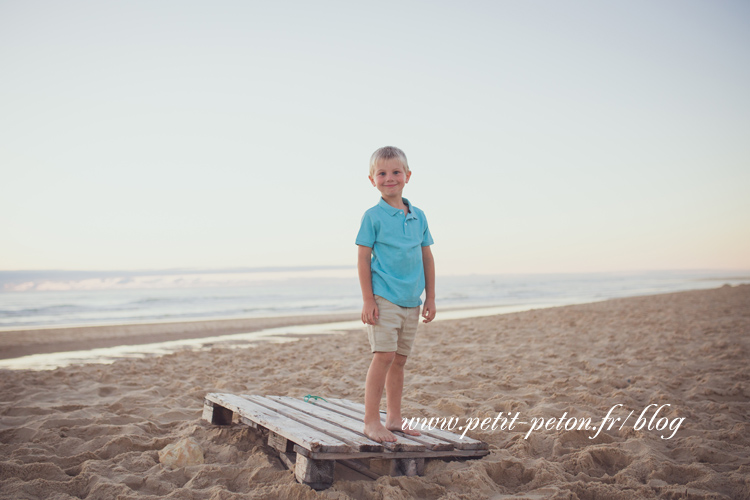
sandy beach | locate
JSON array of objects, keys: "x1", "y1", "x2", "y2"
[{"x1": 1, "y1": 284, "x2": 748, "y2": 499}]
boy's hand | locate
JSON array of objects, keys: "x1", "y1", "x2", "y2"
[
  {"x1": 362, "y1": 298, "x2": 379, "y2": 325},
  {"x1": 422, "y1": 298, "x2": 436, "y2": 323}
]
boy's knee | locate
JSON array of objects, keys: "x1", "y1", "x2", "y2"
[
  {"x1": 392, "y1": 354, "x2": 408, "y2": 368},
  {"x1": 372, "y1": 351, "x2": 396, "y2": 366}
]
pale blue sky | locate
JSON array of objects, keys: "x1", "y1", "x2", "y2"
[{"x1": 2, "y1": 0, "x2": 748, "y2": 274}]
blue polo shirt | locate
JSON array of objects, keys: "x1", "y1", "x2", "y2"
[{"x1": 356, "y1": 197, "x2": 434, "y2": 307}]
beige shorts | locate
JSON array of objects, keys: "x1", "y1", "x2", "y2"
[{"x1": 367, "y1": 296, "x2": 420, "y2": 356}]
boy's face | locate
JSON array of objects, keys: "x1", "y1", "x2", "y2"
[{"x1": 369, "y1": 158, "x2": 411, "y2": 199}]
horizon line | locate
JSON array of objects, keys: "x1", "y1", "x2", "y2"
[{"x1": 1, "y1": 267, "x2": 749, "y2": 277}]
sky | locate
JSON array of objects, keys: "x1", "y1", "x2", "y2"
[{"x1": 1, "y1": 0, "x2": 748, "y2": 275}]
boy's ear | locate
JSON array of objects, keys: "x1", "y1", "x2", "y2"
[
  {"x1": 368, "y1": 175, "x2": 376, "y2": 186},
  {"x1": 405, "y1": 170, "x2": 412, "y2": 183}
]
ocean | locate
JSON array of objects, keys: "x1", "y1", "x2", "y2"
[{"x1": 1, "y1": 268, "x2": 748, "y2": 330}]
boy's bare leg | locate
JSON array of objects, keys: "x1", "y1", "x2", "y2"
[
  {"x1": 364, "y1": 352, "x2": 397, "y2": 442},
  {"x1": 385, "y1": 353, "x2": 421, "y2": 436}
]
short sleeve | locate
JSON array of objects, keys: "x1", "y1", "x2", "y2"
[
  {"x1": 422, "y1": 222, "x2": 434, "y2": 247},
  {"x1": 356, "y1": 212, "x2": 376, "y2": 247}
]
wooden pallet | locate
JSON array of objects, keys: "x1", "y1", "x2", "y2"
[{"x1": 203, "y1": 393, "x2": 489, "y2": 490}]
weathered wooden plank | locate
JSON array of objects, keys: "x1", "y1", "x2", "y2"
[
  {"x1": 270, "y1": 396, "x2": 425, "y2": 452},
  {"x1": 338, "y1": 459, "x2": 380, "y2": 480},
  {"x1": 369, "y1": 457, "x2": 397, "y2": 476},
  {"x1": 313, "y1": 397, "x2": 455, "y2": 451},
  {"x1": 369, "y1": 456, "x2": 423, "y2": 476},
  {"x1": 204, "y1": 393, "x2": 350, "y2": 453},
  {"x1": 202, "y1": 402, "x2": 215, "y2": 423},
  {"x1": 241, "y1": 395, "x2": 382, "y2": 452},
  {"x1": 238, "y1": 416, "x2": 259, "y2": 429},
  {"x1": 293, "y1": 397, "x2": 443, "y2": 451},
  {"x1": 202, "y1": 400, "x2": 233, "y2": 425},
  {"x1": 392, "y1": 431, "x2": 454, "y2": 451},
  {"x1": 266, "y1": 396, "x2": 396, "y2": 450},
  {"x1": 295, "y1": 454, "x2": 334, "y2": 490},
  {"x1": 327, "y1": 398, "x2": 488, "y2": 450},
  {"x1": 268, "y1": 431, "x2": 293, "y2": 453},
  {"x1": 293, "y1": 444, "x2": 490, "y2": 461}
]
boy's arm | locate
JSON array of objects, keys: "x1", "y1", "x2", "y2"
[
  {"x1": 358, "y1": 245, "x2": 379, "y2": 325},
  {"x1": 422, "y1": 246, "x2": 436, "y2": 323}
]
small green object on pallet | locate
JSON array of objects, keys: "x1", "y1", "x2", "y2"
[{"x1": 303, "y1": 394, "x2": 329, "y2": 404}]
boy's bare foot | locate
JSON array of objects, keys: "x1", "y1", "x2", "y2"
[
  {"x1": 386, "y1": 419, "x2": 421, "y2": 437},
  {"x1": 364, "y1": 421, "x2": 397, "y2": 443}
]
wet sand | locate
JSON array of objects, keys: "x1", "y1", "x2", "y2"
[{"x1": 0, "y1": 313, "x2": 359, "y2": 360}]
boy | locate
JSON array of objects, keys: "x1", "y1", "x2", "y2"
[{"x1": 356, "y1": 146, "x2": 436, "y2": 443}]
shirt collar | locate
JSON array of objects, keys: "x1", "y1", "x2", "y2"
[{"x1": 378, "y1": 197, "x2": 417, "y2": 219}]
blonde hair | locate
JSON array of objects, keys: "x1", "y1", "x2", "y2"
[{"x1": 369, "y1": 146, "x2": 409, "y2": 176}]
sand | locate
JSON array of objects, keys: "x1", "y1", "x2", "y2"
[
  {"x1": 0, "y1": 313, "x2": 360, "y2": 360},
  {"x1": 1, "y1": 285, "x2": 748, "y2": 499}
]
